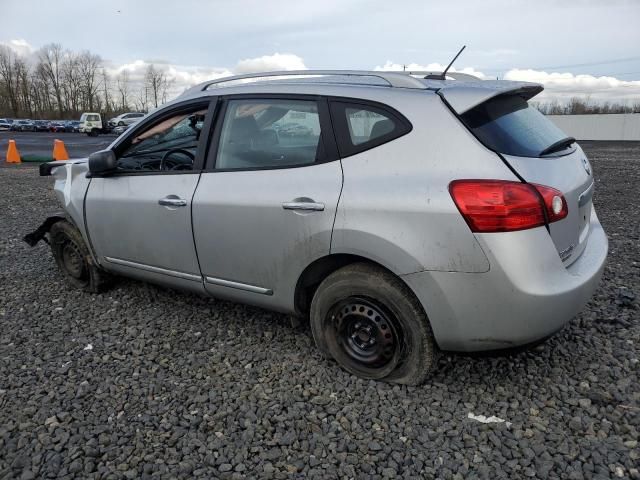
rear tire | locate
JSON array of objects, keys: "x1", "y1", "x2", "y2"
[
  {"x1": 310, "y1": 263, "x2": 437, "y2": 385},
  {"x1": 49, "y1": 220, "x2": 112, "y2": 293}
]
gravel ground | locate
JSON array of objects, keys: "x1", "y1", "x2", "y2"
[{"x1": 0, "y1": 142, "x2": 638, "y2": 479}]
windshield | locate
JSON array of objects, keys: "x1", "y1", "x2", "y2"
[{"x1": 461, "y1": 95, "x2": 570, "y2": 157}]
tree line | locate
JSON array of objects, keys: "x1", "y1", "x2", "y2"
[
  {"x1": 0, "y1": 43, "x2": 174, "y2": 120},
  {"x1": 3, "y1": 43, "x2": 639, "y2": 120},
  {"x1": 534, "y1": 97, "x2": 640, "y2": 115}
]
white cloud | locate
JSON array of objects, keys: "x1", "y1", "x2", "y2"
[
  {"x1": 375, "y1": 60, "x2": 640, "y2": 104},
  {"x1": 0, "y1": 38, "x2": 34, "y2": 57},
  {"x1": 103, "y1": 59, "x2": 233, "y2": 96},
  {"x1": 505, "y1": 69, "x2": 640, "y2": 103},
  {"x1": 103, "y1": 53, "x2": 306, "y2": 98},
  {"x1": 234, "y1": 53, "x2": 306, "y2": 74}
]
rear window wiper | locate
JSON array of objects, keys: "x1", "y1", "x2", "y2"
[{"x1": 539, "y1": 136, "x2": 576, "y2": 156}]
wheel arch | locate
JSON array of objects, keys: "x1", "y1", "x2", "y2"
[{"x1": 294, "y1": 253, "x2": 427, "y2": 319}]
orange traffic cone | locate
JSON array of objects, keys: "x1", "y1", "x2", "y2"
[
  {"x1": 6, "y1": 139, "x2": 21, "y2": 163},
  {"x1": 52, "y1": 139, "x2": 69, "y2": 161}
]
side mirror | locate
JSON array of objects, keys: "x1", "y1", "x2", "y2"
[{"x1": 88, "y1": 150, "x2": 117, "y2": 175}]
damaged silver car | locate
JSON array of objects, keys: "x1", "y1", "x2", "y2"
[{"x1": 25, "y1": 70, "x2": 608, "y2": 385}]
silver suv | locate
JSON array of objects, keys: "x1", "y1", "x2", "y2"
[{"x1": 25, "y1": 70, "x2": 608, "y2": 385}]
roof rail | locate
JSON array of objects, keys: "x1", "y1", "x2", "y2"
[
  {"x1": 179, "y1": 69, "x2": 483, "y2": 98},
  {"x1": 181, "y1": 70, "x2": 430, "y2": 96}
]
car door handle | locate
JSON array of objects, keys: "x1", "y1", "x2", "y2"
[
  {"x1": 282, "y1": 201, "x2": 325, "y2": 212},
  {"x1": 158, "y1": 196, "x2": 187, "y2": 207}
]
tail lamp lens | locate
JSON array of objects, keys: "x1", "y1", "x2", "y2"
[{"x1": 449, "y1": 180, "x2": 568, "y2": 233}]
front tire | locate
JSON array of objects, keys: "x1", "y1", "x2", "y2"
[
  {"x1": 49, "y1": 220, "x2": 112, "y2": 293},
  {"x1": 310, "y1": 263, "x2": 437, "y2": 385}
]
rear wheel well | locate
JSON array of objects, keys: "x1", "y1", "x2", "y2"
[{"x1": 295, "y1": 254, "x2": 400, "y2": 316}]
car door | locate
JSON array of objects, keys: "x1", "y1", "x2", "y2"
[
  {"x1": 85, "y1": 99, "x2": 216, "y2": 292},
  {"x1": 192, "y1": 95, "x2": 342, "y2": 312}
]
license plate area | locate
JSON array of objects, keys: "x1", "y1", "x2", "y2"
[{"x1": 577, "y1": 182, "x2": 594, "y2": 243}]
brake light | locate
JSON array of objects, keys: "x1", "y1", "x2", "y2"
[{"x1": 449, "y1": 180, "x2": 568, "y2": 233}]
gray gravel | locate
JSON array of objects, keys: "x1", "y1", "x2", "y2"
[{"x1": 1, "y1": 142, "x2": 639, "y2": 479}]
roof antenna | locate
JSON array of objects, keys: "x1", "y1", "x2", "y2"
[{"x1": 425, "y1": 45, "x2": 466, "y2": 80}]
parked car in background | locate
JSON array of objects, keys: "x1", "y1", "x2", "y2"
[
  {"x1": 108, "y1": 112, "x2": 145, "y2": 127},
  {"x1": 49, "y1": 122, "x2": 67, "y2": 133},
  {"x1": 277, "y1": 123, "x2": 313, "y2": 137},
  {"x1": 113, "y1": 122, "x2": 137, "y2": 135},
  {"x1": 11, "y1": 120, "x2": 35, "y2": 132},
  {"x1": 34, "y1": 120, "x2": 50, "y2": 132},
  {"x1": 0, "y1": 118, "x2": 11, "y2": 131},
  {"x1": 65, "y1": 121, "x2": 80, "y2": 133},
  {"x1": 27, "y1": 69, "x2": 608, "y2": 385}
]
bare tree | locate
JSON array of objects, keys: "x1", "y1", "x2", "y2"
[
  {"x1": 0, "y1": 46, "x2": 21, "y2": 116},
  {"x1": 37, "y1": 43, "x2": 65, "y2": 116},
  {"x1": 77, "y1": 51, "x2": 102, "y2": 111},
  {"x1": 61, "y1": 51, "x2": 83, "y2": 115},
  {"x1": 134, "y1": 84, "x2": 149, "y2": 112},
  {"x1": 15, "y1": 57, "x2": 33, "y2": 117},
  {"x1": 535, "y1": 97, "x2": 640, "y2": 115},
  {"x1": 144, "y1": 64, "x2": 173, "y2": 109},
  {"x1": 101, "y1": 68, "x2": 112, "y2": 113},
  {"x1": 116, "y1": 70, "x2": 131, "y2": 111}
]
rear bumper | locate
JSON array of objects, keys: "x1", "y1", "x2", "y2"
[{"x1": 402, "y1": 208, "x2": 608, "y2": 351}]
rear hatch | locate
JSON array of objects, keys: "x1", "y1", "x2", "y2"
[{"x1": 440, "y1": 84, "x2": 594, "y2": 266}]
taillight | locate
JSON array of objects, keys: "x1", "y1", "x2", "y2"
[
  {"x1": 531, "y1": 183, "x2": 568, "y2": 223},
  {"x1": 449, "y1": 180, "x2": 568, "y2": 233}
]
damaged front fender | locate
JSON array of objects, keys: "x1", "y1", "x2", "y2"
[{"x1": 24, "y1": 159, "x2": 100, "y2": 265}]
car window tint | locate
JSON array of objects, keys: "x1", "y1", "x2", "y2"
[
  {"x1": 216, "y1": 99, "x2": 322, "y2": 170},
  {"x1": 330, "y1": 100, "x2": 412, "y2": 158},
  {"x1": 345, "y1": 107, "x2": 396, "y2": 145},
  {"x1": 116, "y1": 108, "x2": 207, "y2": 172},
  {"x1": 461, "y1": 95, "x2": 570, "y2": 157}
]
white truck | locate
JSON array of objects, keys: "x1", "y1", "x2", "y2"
[{"x1": 78, "y1": 113, "x2": 114, "y2": 136}]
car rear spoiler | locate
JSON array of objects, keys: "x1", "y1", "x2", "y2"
[{"x1": 437, "y1": 81, "x2": 544, "y2": 115}]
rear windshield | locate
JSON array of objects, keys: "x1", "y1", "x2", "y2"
[{"x1": 461, "y1": 95, "x2": 569, "y2": 157}]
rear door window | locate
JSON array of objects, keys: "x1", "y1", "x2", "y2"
[
  {"x1": 460, "y1": 95, "x2": 572, "y2": 157},
  {"x1": 330, "y1": 100, "x2": 412, "y2": 157}
]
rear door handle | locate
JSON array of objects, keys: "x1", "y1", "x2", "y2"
[
  {"x1": 282, "y1": 201, "x2": 325, "y2": 211},
  {"x1": 158, "y1": 196, "x2": 187, "y2": 207}
]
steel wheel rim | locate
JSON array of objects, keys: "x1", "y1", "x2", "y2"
[
  {"x1": 61, "y1": 240, "x2": 86, "y2": 279},
  {"x1": 328, "y1": 297, "x2": 402, "y2": 378}
]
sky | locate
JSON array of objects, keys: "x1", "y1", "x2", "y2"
[{"x1": 2, "y1": 0, "x2": 640, "y2": 104}]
